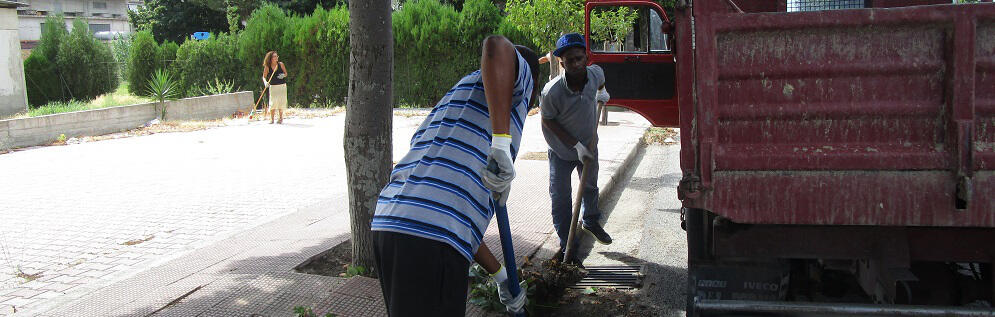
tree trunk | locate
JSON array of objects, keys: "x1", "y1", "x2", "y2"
[{"x1": 345, "y1": 0, "x2": 392, "y2": 275}]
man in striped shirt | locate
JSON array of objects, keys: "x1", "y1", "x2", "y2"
[{"x1": 371, "y1": 36, "x2": 540, "y2": 316}]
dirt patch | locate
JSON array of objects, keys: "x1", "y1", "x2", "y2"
[
  {"x1": 295, "y1": 240, "x2": 353, "y2": 277},
  {"x1": 48, "y1": 120, "x2": 230, "y2": 147},
  {"x1": 553, "y1": 287, "x2": 657, "y2": 316},
  {"x1": 122, "y1": 234, "x2": 155, "y2": 246},
  {"x1": 643, "y1": 127, "x2": 679, "y2": 145},
  {"x1": 520, "y1": 151, "x2": 548, "y2": 161},
  {"x1": 519, "y1": 259, "x2": 585, "y2": 316}
]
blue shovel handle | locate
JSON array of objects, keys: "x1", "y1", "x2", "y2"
[{"x1": 488, "y1": 161, "x2": 526, "y2": 317}]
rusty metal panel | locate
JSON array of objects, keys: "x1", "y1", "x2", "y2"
[
  {"x1": 690, "y1": 1, "x2": 995, "y2": 226},
  {"x1": 977, "y1": 21, "x2": 995, "y2": 171}
]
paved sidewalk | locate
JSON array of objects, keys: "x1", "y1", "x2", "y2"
[
  {"x1": 0, "y1": 112, "x2": 427, "y2": 316},
  {"x1": 10, "y1": 110, "x2": 649, "y2": 316}
]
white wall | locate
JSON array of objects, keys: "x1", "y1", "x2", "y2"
[
  {"x1": 0, "y1": 7, "x2": 28, "y2": 118},
  {"x1": 18, "y1": 16, "x2": 129, "y2": 41},
  {"x1": 17, "y1": 0, "x2": 130, "y2": 41}
]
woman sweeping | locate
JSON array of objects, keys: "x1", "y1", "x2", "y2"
[{"x1": 262, "y1": 51, "x2": 289, "y2": 124}]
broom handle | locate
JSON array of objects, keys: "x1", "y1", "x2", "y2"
[{"x1": 247, "y1": 69, "x2": 278, "y2": 116}]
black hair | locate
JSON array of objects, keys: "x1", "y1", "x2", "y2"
[
  {"x1": 514, "y1": 45, "x2": 541, "y2": 109},
  {"x1": 514, "y1": 45, "x2": 541, "y2": 85}
]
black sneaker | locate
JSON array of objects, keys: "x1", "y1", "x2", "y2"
[{"x1": 582, "y1": 222, "x2": 613, "y2": 245}]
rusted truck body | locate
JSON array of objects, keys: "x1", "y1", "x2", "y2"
[{"x1": 586, "y1": 0, "x2": 995, "y2": 314}]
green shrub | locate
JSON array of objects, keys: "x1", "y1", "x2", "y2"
[
  {"x1": 23, "y1": 54, "x2": 63, "y2": 107},
  {"x1": 284, "y1": 5, "x2": 350, "y2": 105},
  {"x1": 111, "y1": 35, "x2": 132, "y2": 79},
  {"x1": 35, "y1": 15, "x2": 68, "y2": 62},
  {"x1": 128, "y1": 30, "x2": 160, "y2": 96},
  {"x1": 393, "y1": 0, "x2": 465, "y2": 106},
  {"x1": 175, "y1": 32, "x2": 243, "y2": 97},
  {"x1": 158, "y1": 40, "x2": 179, "y2": 69},
  {"x1": 54, "y1": 19, "x2": 119, "y2": 101}
]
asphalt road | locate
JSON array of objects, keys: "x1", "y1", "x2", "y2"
[{"x1": 582, "y1": 144, "x2": 688, "y2": 316}]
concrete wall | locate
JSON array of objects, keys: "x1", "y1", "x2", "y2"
[
  {"x1": 0, "y1": 91, "x2": 252, "y2": 150},
  {"x1": 1, "y1": 7, "x2": 28, "y2": 118}
]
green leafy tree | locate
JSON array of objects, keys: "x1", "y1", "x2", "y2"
[
  {"x1": 284, "y1": 5, "x2": 351, "y2": 104},
  {"x1": 504, "y1": 0, "x2": 584, "y2": 53},
  {"x1": 589, "y1": 6, "x2": 638, "y2": 50},
  {"x1": 128, "y1": 30, "x2": 161, "y2": 96},
  {"x1": 129, "y1": 0, "x2": 229, "y2": 43}
]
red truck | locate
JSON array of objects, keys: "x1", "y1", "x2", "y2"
[{"x1": 585, "y1": 0, "x2": 995, "y2": 315}]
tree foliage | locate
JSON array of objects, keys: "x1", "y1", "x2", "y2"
[
  {"x1": 174, "y1": 32, "x2": 243, "y2": 97},
  {"x1": 128, "y1": 30, "x2": 161, "y2": 96},
  {"x1": 504, "y1": 0, "x2": 584, "y2": 53},
  {"x1": 589, "y1": 6, "x2": 638, "y2": 49},
  {"x1": 129, "y1": 0, "x2": 229, "y2": 43},
  {"x1": 23, "y1": 18, "x2": 118, "y2": 107},
  {"x1": 392, "y1": 0, "x2": 463, "y2": 104}
]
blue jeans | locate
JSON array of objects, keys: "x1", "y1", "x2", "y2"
[{"x1": 548, "y1": 150, "x2": 600, "y2": 249}]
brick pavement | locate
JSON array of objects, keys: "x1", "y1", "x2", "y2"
[
  {"x1": 0, "y1": 110, "x2": 649, "y2": 316},
  {"x1": 0, "y1": 113, "x2": 428, "y2": 315}
]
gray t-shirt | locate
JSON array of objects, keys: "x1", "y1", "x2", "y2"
[{"x1": 540, "y1": 65, "x2": 606, "y2": 161}]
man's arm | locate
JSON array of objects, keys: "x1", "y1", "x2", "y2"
[
  {"x1": 542, "y1": 118, "x2": 580, "y2": 147},
  {"x1": 474, "y1": 242, "x2": 501, "y2": 273},
  {"x1": 481, "y1": 35, "x2": 517, "y2": 135}
]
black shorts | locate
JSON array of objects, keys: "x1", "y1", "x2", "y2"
[{"x1": 372, "y1": 231, "x2": 470, "y2": 317}]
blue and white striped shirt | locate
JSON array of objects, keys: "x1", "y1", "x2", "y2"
[{"x1": 372, "y1": 51, "x2": 534, "y2": 262}]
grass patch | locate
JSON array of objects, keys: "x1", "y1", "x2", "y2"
[{"x1": 15, "y1": 82, "x2": 152, "y2": 119}]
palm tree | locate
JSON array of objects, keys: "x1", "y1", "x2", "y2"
[{"x1": 344, "y1": 0, "x2": 393, "y2": 274}]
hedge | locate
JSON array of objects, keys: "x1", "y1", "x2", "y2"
[
  {"x1": 135, "y1": 1, "x2": 537, "y2": 108},
  {"x1": 128, "y1": 30, "x2": 160, "y2": 96},
  {"x1": 23, "y1": 17, "x2": 118, "y2": 107}
]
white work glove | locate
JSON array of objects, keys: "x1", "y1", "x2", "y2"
[
  {"x1": 596, "y1": 87, "x2": 610, "y2": 104},
  {"x1": 482, "y1": 134, "x2": 515, "y2": 205},
  {"x1": 574, "y1": 142, "x2": 595, "y2": 162},
  {"x1": 493, "y1": 266, "x2": 526, "y2": 314},
  {"x1": 262, "y1": 76, "x2": 270, "y2": 88}
]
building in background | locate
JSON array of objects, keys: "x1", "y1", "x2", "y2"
[
  {"x1": 16, "y1": 0, "x2": 133, "y2": 42},
  {"x1": 1, "y1": 0, "x2": 29, "y2": 118}
]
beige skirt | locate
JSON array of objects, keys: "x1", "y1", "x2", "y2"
[{"x1": 268, "y1": 84, "x2": 288, "y2": 110}]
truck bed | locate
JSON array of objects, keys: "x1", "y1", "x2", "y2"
[{"x1": 686, "y1": 3, "x2": 995, "y2": 227}]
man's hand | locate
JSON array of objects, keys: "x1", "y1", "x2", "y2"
[
  {"x1": 482, "y1": 134, "x2": 515, "y2": 204},
  {"x1": 574, "y1": 142, "x2": 595, "y2": 162},
  {"x1": 492, "y1": 266, "x2": 527, "y2": 313},
  {"x1": 596, "y1": 87, "x2": 610, "y2": 104}
]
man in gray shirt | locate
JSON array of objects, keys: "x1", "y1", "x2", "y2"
[{"x1": 540, "y1": 33, "x2": 612, "y2": 264}]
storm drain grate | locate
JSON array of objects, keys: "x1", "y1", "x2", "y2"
[{"x1": 570, "y1": 265, "x2": 645, "y2": 289}]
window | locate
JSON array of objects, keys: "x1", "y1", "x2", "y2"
[
  {"x1": 93, "y1": 2, "x2": 107, "y2": 9},
  {"x1": 89, "y1": 23, "x2": 111, "y2": 34},
  {"x1": 590, "y1": 6, "x2": 670, "y2": 53}
]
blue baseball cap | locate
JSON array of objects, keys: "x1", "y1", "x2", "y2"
[{"x1": 552, "y1": 33, "x2": 586, "y2": 57}]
